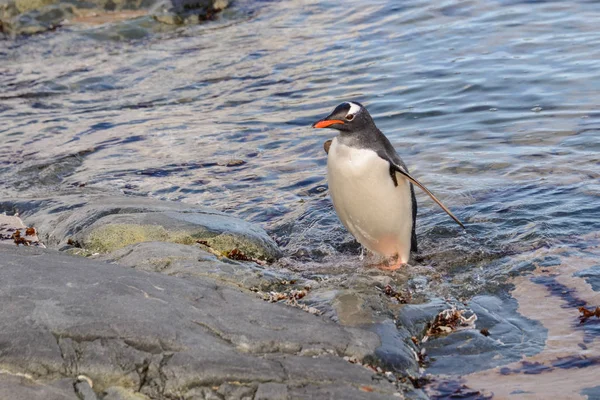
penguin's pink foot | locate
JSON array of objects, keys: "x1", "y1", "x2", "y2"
[
  {"x1": 376, "y1": 256, "x2": 407, "y2": 271},
  {"x1": 377, "y1": 263, "x2": 403, "y2": 271}
]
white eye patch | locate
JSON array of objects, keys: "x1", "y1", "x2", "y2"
[{"x1": 347, "y1": 102, "x2": 361, "y2": 115}]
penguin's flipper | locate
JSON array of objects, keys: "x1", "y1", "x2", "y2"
[
  {"x1": 391, "y1": 164, "x2": 465, "y2": 229},
  {"x1": 324, "y1": 139, "x2": 332, "y2": 154}
]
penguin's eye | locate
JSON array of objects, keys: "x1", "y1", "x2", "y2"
[{"x1": 345, "y1": 114, "x2": 355, "y2": 121}]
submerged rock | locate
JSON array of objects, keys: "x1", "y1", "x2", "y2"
[
  {"x1": 1, "y1": 193, "x2": 282, "y2": 262},
  {"x1": 421, "y1": 295, "x2": 546, "y2": 375},
  {"x1": 575, "y1": 265, "x2": 600, "y2": 292}
]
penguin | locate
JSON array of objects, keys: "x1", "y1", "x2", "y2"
[{"x1": 313, "y1": 101, "x2": 464, "y2": 269}]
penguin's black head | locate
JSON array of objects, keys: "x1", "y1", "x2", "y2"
[{"x1": 312, "y1": 102, "x2": 374, "y2": 133}]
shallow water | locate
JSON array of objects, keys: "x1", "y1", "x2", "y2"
[{"x1": 1, "y1": 0, "x2": 600, "y2": 397}]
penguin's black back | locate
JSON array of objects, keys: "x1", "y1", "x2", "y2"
[{"x1": 410, "y1": 183, "x2": 418, "y2": 253}]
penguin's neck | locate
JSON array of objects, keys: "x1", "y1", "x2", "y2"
[
  {"x1": 336, "y1": 134, "x2": 360, "y2": 148},
  {"x1": 336, "y1": 128, "x2": 383, "y2": 150}
]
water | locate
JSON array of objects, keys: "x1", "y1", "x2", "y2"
[{"x1": 1, "y1": 0, "x2": 600, "y2": 397}]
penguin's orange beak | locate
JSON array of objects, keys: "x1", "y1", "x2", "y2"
[{"x1": 312, "y1": 119, "x2": 345, "y2": 129}]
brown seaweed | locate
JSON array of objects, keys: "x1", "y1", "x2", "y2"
[
  {"x1": 578, "y1": 306, "x2": 600, "y2": 323},
  {"x1": 425, "y1": 306, "x2": 477, "y2": 337}
]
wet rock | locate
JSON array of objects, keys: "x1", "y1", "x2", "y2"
[
  {"x1": 151, "y1": 0, "x2": 228, "y2": 26},
  {"x1": 152, "y1": 12, "x2": 181, "y2": 24},
  {"x1": 168, "y1": 0, "x2": 227, "y2": 14},
  {"x1": 395, "y1": 298, "x2": 449, "y2": 337},
  {"x1": 333, "y1": 292, "x2": 376, "y2": 326},
  {"x1": 0, "y1": 244, "x2": 395, "y2": 398},
  {"x1": 422, "y1": 295, "x2": 546, "y2": 375},
  {"x1": 581, "y1": 386, "x2": 600, "y2": 400},
  {"x1": 0, "y1": 0, "x2": 228, "y2": 35},
  {"x1": 385, "y1": 295, "x2": 542, "y2": 378},
  {"x1": 374, "y1": 321, "x2": 420, "y2": 377},
  {"x1": 1, "y1": 2, "x2": 73, "y2": 35},
  {"x1": 1, "y1": 193, "x2": 282, "y2": 261}
]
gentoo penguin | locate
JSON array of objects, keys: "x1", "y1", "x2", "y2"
[{"x1": 313, "y1": 101, "x2": 464, "y2": 268}]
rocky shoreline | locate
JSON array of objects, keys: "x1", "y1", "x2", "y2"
[
  {"x1": 0, "y1": 0, "x2": 229, "y2": 36},
  {"x1": 3, "y1": 1, "x2": 600, "y2": 397},
  {"x1": 0, "y1": 192, "x2": 425, "y2": 399},
  {"x1": 4, "y1": 190, "x2": 593, "y2": 399}
]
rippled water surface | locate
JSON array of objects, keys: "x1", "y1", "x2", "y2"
[{"x1": 2, "y1": 0, "x2": 600, "y2": 397}]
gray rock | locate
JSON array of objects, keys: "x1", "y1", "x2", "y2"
[
  {"x1": 288, "y1": 384, "x2": 401, "y2": 400},
  {"x1": 254, "y1": 382, "x2": 288, "y2": 400},
  {"x1": 74, "y1": 380, "x2": 98, "y2": 400},
  {"x1": 216, "y1": 382, "x2": 256, "y2": 400},
  {"x1": 0, "y1": 244, "x2": 396, "y2": 399},
  {"x1": 102, "y1": 386, "x2": 151, "y2": 400},
  {"x1": 0, "y1": 374, "x2": 77, "y2": 400}
]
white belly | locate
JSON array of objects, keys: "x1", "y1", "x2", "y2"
[{"x1": 327, "y1": 138, "x2": 413, "y2": 263}]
